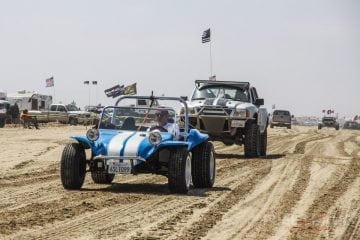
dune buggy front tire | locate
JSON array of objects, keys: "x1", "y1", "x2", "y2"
[
  {"x1": 168, "y1": 147, "x2": 191, "y2": 194},
  {"x1": 191, "y1": 141, "x2": 215, "y2": 188},
  {"x1": 60, "y1": 143, "x2": 86, "y2": 189}
]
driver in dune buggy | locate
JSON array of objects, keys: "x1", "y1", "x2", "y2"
[{"x1": 149, "y1": 109, "x2": 180, "y2": 138}]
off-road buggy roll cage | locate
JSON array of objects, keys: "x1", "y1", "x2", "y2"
[{"x1": 115, "y1": 95, "x2": 190, "y2": 138}]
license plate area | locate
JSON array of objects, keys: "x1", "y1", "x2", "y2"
[
  {"x1": 107, "y1": 159, "x2": 132, "y2": 174},
  {"x1": 231, "y1": 120, "x2": 245, "y2": 128}
]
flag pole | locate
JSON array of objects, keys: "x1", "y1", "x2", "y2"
[
  {"x1": 52, "y1": 76, "x2": 55, "y2": 103},
  {"x1": 88, "y1": 84, "x2": 90, "y2": 107},
  {"x1": 95, "y1": 83, "x2": 98, "y2": 105},
  {"x1": 210, "y1": 39, "x2": 213, "y2": 77},
  {"x1": 53, "y1": 86, "x2": 56, "y2": 103}
]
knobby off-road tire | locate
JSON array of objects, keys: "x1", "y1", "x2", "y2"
[
  {"x1": 168, "y1": 147, "x2": 191, "y2": 194},
  {"x1": 244, "y1": 122, "x2": 260, "y2": 158},
  {"x1": 91, "y1": 171, "x2": 115, "y2": 184},
  {"x1": 0, "y1": 118, "x2": 5, "y2": 128},
  {"x1": 69, "y1": 117, "x2": 78, "y2": 126},
  {"x1": 191, "y1": 141, "x2": 216, "y2": 188},
  {"x1": 260, "y1": 128, "x2": 267, "y2": 156},
  {"x1": 60, "y1": 143, "x2": 86, "y2": 189}
]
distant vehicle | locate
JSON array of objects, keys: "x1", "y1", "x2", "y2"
[
  {"x1": 184, "y1": 80, "x2": 268, "y2": 157},
  {"x1": 29, "y1": 103, "x2": 93, "y2": 125},
  {"x1": 270, "y1": 110, "x2": 292, "y2": 129},
  {"x1": 318, "y1": 116, "x2": 339, "y2": 130},
  {"x1": 343, "y1": 121, "x2": 360, "y2": 130},
  {"x1": 0, "y1": 100, "x2": 10, "y2": 128},
  {"x1": 60, "y1": 95, "x2": 216, "y2": 194},
  {"x1": 85, "y1": 105, "x2": 104, "y2": 114}
]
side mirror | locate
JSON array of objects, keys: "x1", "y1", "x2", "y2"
[
  {"x1": 180, "y1": 96, "x2": 188, "y2": 101},
  {"x1": 255, "y1": 98, "x2": 264, "y2": 106}
]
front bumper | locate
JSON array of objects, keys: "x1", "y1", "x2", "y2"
[
  {"x1": 189, "y1": 114, "x2": 251, "y2": 136},
  {"x1": 89, "y1": 155, "x2": 147, "y2": 174}
]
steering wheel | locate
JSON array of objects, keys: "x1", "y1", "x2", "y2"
[{"x1": 150, "y1": 125, "x2": 168, "y2": 132}]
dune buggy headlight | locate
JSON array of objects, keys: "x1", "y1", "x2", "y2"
[
  {"x1": 149, "y1": 131, "x2": 162, "y2": 146},
  {"x1": 86, "y1": 128, "x2": 99, "y2": 142}
]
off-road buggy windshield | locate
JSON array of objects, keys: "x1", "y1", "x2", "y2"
[
  {"x1": 192, "y1": 86, "x2": 250, "y2": 102},
  {"x1": 99, "y1": 106, "x2": 176, "y2": 132}
]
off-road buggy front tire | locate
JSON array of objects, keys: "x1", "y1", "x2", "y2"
[
  {"x1": 60, "y1": 143, "x2": 86, "y2": 190},
  {"x1": 191, "y1": 141, "x2": 216, "y2": 188},
  {"x1": 168, "y1": 147, "x2": 191, "y2": 194}
]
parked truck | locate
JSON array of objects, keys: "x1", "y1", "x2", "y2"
[{"x1": 28, "y1": 104, "x2": 94, "y2": 125}]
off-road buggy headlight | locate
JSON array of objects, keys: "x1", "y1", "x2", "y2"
[
  {"x1": 86, "y1": 128, "x2": 99, "y2": 141},
  {"x1": 149, "y1": 131, "x2": 162, "y2": 145}
]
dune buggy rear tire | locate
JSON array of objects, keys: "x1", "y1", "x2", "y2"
[
  {"x1": 91, "y1": 171, "x2": 115, "y2": 184},
  {"x1": 168, "y1": 147, "x2": 191, "y2": 194},
  {"x1": 60, "y1": 143, "x2": 86, "y2": 190},
  {"x1": 191, "y1": 141, "x2": 215, "y2": 188}
]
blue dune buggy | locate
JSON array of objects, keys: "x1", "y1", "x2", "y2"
[{"x1": 60, "y1": 95, "x2": 216, "y2": 193}]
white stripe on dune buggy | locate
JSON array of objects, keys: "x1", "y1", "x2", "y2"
[
  {"x1": 107, "y1": 132, "x2": 134, "y2": 156},
  {"x1": 123, "y1": 132, "x2": 148, "y2": 166}
]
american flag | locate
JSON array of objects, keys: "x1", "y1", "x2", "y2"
[
  {"x1": 45, "y1": 77, "x2": 54, "y2": 87},
  {"x1": 202, "y1": 28, "x2": 211, "y2": 43}
]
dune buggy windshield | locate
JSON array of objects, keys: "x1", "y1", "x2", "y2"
[
  {"x1": 99, "y1": 106, "x2": 177, "y2": 132},
  {"x1": 192, "y1": 85, "x2": 250, "y2": 102}
]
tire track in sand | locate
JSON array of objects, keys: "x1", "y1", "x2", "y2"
[
  {"x1": 289, "y1": 136, "x2": 360, "y2": 239},
  {"x1": 205, "y1": 134, "x2": 329, "y2": 239},
  {"x1": 173, "y1": 160, "x2": 272, "y2": 240},
  {"x1": 152, "y1": 130, "x2": 322, "y2": 240}
]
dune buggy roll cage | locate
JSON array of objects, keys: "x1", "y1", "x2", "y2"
[{"x1": 115, "y1": 95, "x2": 190, "y2": 138}]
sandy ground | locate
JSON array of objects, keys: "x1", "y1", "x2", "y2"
[{"x1": 0, "y1": 124, "x2": 359, "y2": 240}]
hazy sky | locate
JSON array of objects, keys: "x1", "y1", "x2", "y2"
[{"x1": 0, "y1": 0, "x2": 359, "y2": 117}]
